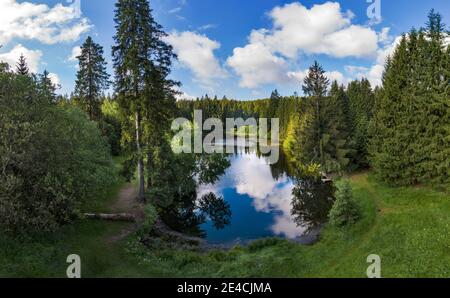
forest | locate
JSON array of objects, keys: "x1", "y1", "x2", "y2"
[{"x1": 0, "y1": 0, "x2": 449, "y2": 279}]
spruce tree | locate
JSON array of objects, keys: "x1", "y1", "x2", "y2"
[
  {"x1": 346, "y1": 78, "x2": 375, "y2": 169},
  {"x1": 370, "y1": 10, "x2": 449, "y2": 186},
  {"x1": 322, "y1": 81, "x2": 352, "y2": 172},
  {"x1": 37, "y1": 70, "x2": 57, "y2": 102},
  {"x1": 112, "y1": 0, "x2": 178, "y2": 202},
  {"x1": 16, "y1": 54, "x2": 29, "y2": 75},
  {"x1": 302, "y1": 61, "x2": 330, "y2": 166},
  {"x1": 74, "y1": 36, "x2": 110, "y2": 120}
]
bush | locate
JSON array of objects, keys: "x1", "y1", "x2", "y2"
[
  {"x1": 0, "y1": 70, "x2": 115, "y2": 233},
  {"x1": 138, "y1": 204, "x2": 158, "y2": 236},
  {"x1": 328, "y1": 180, "x2": 360, "y2": 227}
]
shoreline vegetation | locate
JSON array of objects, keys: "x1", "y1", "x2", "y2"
[
  {"x1": 1, "y1": 167, "x2": 448, "y2": 278},
  {"x1": 0, "y1": 1, "x2": 448, "y2": 278}
]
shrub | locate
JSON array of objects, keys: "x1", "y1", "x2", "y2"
[
  {"x1": 328, "y1": 180, "x2": 360, "y2": 227},
  {"x1": 139, "y1": 204, "x2": 158, "y2": 236},
  {"x1": 0, "y1": 70, "x2": 115, "y2": 233}
]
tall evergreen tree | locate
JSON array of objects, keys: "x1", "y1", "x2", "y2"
[
  {"x1": 37, "y1": 70, "x2": 57, "y2": 102},
  {"x1": 112, "y1": 0, "x2": 178, "y2": 202},
  {"x1": 74, "y1": 36, "x2": 110, "y2": 120},
  {"x1": 301, "y1": 61, "x2": 330, "y2": 166},
  {"x1": 302, "y1": 61, "x2": 330, "y2": 98},
  {"x1": 16, "y1": 54, "x2": 29, "y2": 75},
  {"x1": 346, "y1": 78, "x2": 375, "y2": 168},
  {"x1": 322, "y1": 81, "x2": 352, "y2": 172},
  {"x1": 370, "y1": 10, "x2": 449, "y2": 186}
]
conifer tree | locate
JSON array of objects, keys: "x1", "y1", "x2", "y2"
[
  {"x1": 322, "y1": 81, "x2": 352, "y2": 172},
  {"x1": 301, "y1": 61, "x2": 330, "y2": 166},
  {"x1": 16, "y1": 54, "x2": 29, "y2": 75},
  {"x1": 370, "y1": 10, "x2": 449, "y2": 186},
  {"x1": 74, "y1": 36, "x2": 110, "y2": 120},
  {"x1": 37, "y1": 70, "x2": 57, "y2": 102},
  {"x1": 346, "y1": 78, "x2": 375, "y2": 168},
  {"x1": 112, "y1": 0, "x2": 178, "y2": 202}
]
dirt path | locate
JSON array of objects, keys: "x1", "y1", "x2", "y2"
[{"x1": 107, "y1": 183, "x2": 144, "y2": 243}]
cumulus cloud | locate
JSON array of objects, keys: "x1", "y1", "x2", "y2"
[
  {"x1": 0, "y1": 0, "x2": 91, "y2": 46},
  {"x1": 68, "y1": 46, "x2": 81, "y2": 62},
  {"x1": 48, "y1": 72, "x2": 60, "y2": 86},
  {"x1": 227, "y1": 1, "x2": 381, "y2": 89},
  {"x1": 164, "y1": 31, "x2": 228, "y2": 86},
  {"x1": 247, "y1": 2, "x2": 377, "y2": 59},
  {"x1": 0, "y1": 44, "x2": 42, "y2": 72},
  {"x1": 175, "y1": 90, "x2": 197, "y2": 101},
  {"x1": 345, "y1": 35, "x2": 402, "y2": 87},
  {"x1": 227, "y1": 43, "x2": 288, "y2": 88}
]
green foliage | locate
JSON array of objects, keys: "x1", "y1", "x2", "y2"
[
  {"x1": 328, "y1": 180, "x2": 360, "y2": 227},
  {"x1": 138, "y1": 204, "x2": 158, "y2": 236},
  {"x1": 0, "y1": 173, "x2": 449, "y2": 277},
  {"x1": 16, "y1": 54, "x2": 29, "y2": 76},
  {"x1": 302, "y1": 61, "x2": 330, "y2": 97},
  {"x1": 112, "y1": 0, "x2": 179, "y2": 202},
  {"x1": 346, "y1": 78, "x2": 375, "y2": 169},
  {"x1": 0, "y1": 69, "x2": 115, "y2": 233},
  {"x1": 370, "y1": 11, "x2": 450, "y2": 187},
  {"x1": 74, "y1": 36, "x2": 110, "y2": 120}
]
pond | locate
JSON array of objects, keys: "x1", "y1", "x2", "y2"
[{"x1": 196, "y1": 137, "x2": 335, "y2": 246}]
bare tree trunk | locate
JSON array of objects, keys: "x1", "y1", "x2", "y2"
[
  {"x1": 84, "y1": 213, "x2": 136, "y2": 222},
  {"x1": 135, "y1": 111, "x2": 146, "y2": 203}
]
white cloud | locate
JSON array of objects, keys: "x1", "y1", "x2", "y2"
[
  {"x1": 48, "y1": 72, "x2": 60, "y2": 86},
  {"x1": 227, "y1": 1, "x2": 382, "y2": 89},
  {"x1": 68, "y1": 46, "x2": 81, "y2": 62},
  {"x1": 227, "y1": 43, "x2": 288, "y2": 88},
  {"x1": 198, "y1": 24, "x2": 217, "y2": 31},
  {"x1": 175, "y1": 90, "x2": 197, "y2": 101},
  {"x1": 168, "y1": 7, "x2": 182, "y2": 14},
  {"x1": 164, "y1": 31, "x2": 228, "y2": 86},
  {"x1": 0, "y1": 44, "x2": 42, "y2": 72},
  {"x1": 249, "y1": 2, "x2": 378, "y2": 59},
  {"x1": 0, "y1": 0, "x2": 91, "y2": 46},
  {"x1": 345, "y1": 35, "x2": 402, "y2": 87}
]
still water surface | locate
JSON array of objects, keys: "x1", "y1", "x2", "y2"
[{"x1": 197, "y1": 138, "x2": 334, "y2": 245}]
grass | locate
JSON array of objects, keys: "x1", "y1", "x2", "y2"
[{"x1": 0, "y1": 172, "x2": 448, "y2": 278}]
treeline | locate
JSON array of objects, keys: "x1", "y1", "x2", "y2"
[
  {"x1": 177, "y1": 76, "x2": 376, "y2": 173},
  {"x1": 178, "y1": 10, "x2": 449, "y2": 187}
]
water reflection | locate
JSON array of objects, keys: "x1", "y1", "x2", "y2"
[{"x1": 196, "y1": 138, "x2": 335, "y2": 244}]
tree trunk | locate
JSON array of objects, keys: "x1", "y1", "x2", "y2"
[
  {"x1": 84, "y1": 213, "x2": 136, "y2": 222},
  {"x1": 135, "y1": 111, "x2": 146, "y2": 203}
]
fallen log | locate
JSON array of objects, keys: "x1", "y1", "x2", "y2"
[
  {"x1": 151, "y1": 218, "x2": 205, "y2": 245},
  {"x1": 83, "y1": 213, "x2": 136, "y2": 222}
]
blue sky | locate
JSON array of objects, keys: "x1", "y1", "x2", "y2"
[{"x1": 0, "y1": 0, "x2": 448, "y2": 100}]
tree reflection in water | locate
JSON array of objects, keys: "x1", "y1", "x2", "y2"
[{"x1": 290, "y1": 176, "x2": 335, "y2": 234}]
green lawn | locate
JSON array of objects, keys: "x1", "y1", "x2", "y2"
[{"x1": 0, "y1": 173, "x2": 448, "y2": 278}]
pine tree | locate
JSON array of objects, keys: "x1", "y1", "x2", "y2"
[
  {"x1": 74, "y1": 36, "x2": 110, "y2": 120},
  {"x1": 302, "y1": 61, "x2": 330, "y2": 98},
  {"x1": 37, "y1": 70, "x2": 57, "y2": 102},
  {"x1": 302, "y1": 61, "x2": 330, "y2": 166},
  {"x1": 322, "y1": 81, "x2": 352, "y2": 172},
  {"x1": 370, "y1": 10, "x2": 449, "y2": 186},
  {"x1": 16, "y1": 54, "x2": 29, "y2": 75},
  {"x1": 112, "y1": 0, "x2": 178, "y2": 202},
  {"x1": 346, "y1": 78, "x2": 375, "y2": 169}
]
